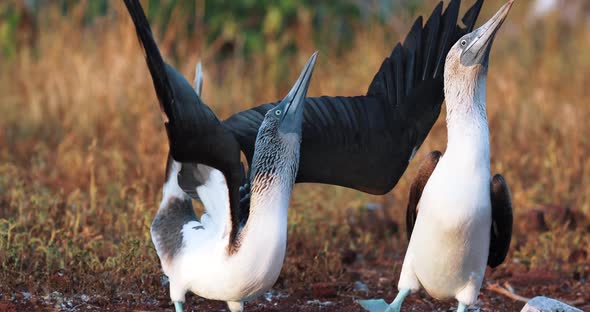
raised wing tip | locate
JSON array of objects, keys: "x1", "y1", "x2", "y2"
[
  {"x1": 403, "y1": 16, "x2": 422, "y2": 47},
  {"x1": 444, "y1": 0, "x2": 461, "y2": 19},
  {"x1": 462, "y1": 0, "x2": 484, "y2": 31},
  {"x1": 196, "y1": 61, "x2": 202, "y2": 79},
  {"x1": 194, "y1": 60, "x2": 204, "y2": 96},
  {"x1": 124, "y1": 0, "x2": 176, "y2": 124}
]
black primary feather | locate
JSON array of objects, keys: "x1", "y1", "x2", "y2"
[
  {"x1": 124, "y1": 0, "x2": 245, "y2": 248},
  {"x1": 433, "y1": 0, "x2": 460, "y2": 78},
  {"x1": 224, "y1": 0, "x2": 484, "y2": 195},
  {"x1": 421, "y1": 2, "x2": 442, "y2": 81}
]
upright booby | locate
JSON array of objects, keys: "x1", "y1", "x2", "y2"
[
  {"x1": 223, "y1": 0, "x2": 484, "y2": 196},
  {"x1": 124, "y1": 1, "x2": 317, "y2": 311},
  {"x1": 359, "y1": 1, "x2": 514, "y2": 312}
]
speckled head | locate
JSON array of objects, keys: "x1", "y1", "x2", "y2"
[
  {"x1": 265, "y1": 52, "x2": 318, "y2": 136},
  {"x1": 444, "y1": 0, "x2": 513, "y2": 115},
  {"x1": 250, "y1": 52, "x2": 318, "y2": 187},
  {"x1": 445, "y1": 0, "x2": 513, "y2": 79}
]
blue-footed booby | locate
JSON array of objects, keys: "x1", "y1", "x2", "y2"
[
  {"x1": 223, "y1": 0, "x2": 484, "y2": 196},
  {"x1": 124, "y1": 1, "x2": 317, "y2": 311},
  {"x1": 358, "y1": 1, "x2": 514, "y2": 312}
]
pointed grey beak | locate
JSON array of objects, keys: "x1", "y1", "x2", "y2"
[
  {"x1": 461, "y1": 0, "x2": 514, "y2": 67},
  {"x1": 277, "y1": 52, "x2": 318, "y2": 134}
]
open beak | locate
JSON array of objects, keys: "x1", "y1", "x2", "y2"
[
  {"x1": 461, "y1": 0, "x2": 514, "y2": 67},
  {"x1": 277, "y1": 52, "x2": 318, "y2": 134}
]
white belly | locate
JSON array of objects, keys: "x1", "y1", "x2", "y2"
[
  {"x1": 406, "y1": 157, "x2": 492, "y2": 300},
  {"x1": 161, "y1": 182, "x2": 291, "y2": 303},
  {"x1": 160, "y1": 224, "x2": 287, "y2": 302}
]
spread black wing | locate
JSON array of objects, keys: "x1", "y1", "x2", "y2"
[
  {"x1": 223, "y1": 0, "x2": 484, "y2": 195},
  {"x1": 124, "y1": 0, "x2": 245, "y2": 245},
  {"x1": 488, "y1": 174, "x2": 513, "y2": 268}
]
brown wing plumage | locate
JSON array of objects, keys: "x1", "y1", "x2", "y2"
[
  {"x1": 488, "y1": 174, "x2": 513, "y2": 268},
  {"x1": 406, "y1": 151, "x2": 442, "y2": 241}
]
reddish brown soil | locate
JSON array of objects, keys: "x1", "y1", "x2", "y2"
[{"x1": 2, "y1": 262, "x2": 588, "y2": 311}]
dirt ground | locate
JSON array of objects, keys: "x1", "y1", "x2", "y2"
[{"x1": 1, "y1": 253, "x2": 588, "y2": 311}]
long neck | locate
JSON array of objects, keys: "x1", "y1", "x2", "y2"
[
  {"x1": 231, "y1": 128, "x2": 300, "y2": 259},
  {"x1": 246, "y1": 171, "x2": 294, "y2": 241},
  {"x1": 444, "y1": 75, "x2": 490, "y2": 169}
]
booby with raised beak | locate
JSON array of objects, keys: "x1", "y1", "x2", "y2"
[
  {"x1": 124, "y1": 1, "x2": 317, "y2": 311},
  {"x1": 359, "y1": 1, "x2": 514, "y2": 311}
]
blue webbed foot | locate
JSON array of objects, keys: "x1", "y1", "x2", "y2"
[
  {"x1": 357, "y1": 288, "x2": 411, "y2": 312},
  {"x1": 357, "y1": 299, "x2": 389, "y2": 312},
  {"x1": 386, "y1": 289, "x2": 410, "y2": 312}
]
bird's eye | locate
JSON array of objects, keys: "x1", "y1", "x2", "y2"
[
  {"x1": 275, "y1": 110, "x2": 282, "y2": 116},
  {"x1": 461, "y1": 40, "x2": 467, "y2": 47}
]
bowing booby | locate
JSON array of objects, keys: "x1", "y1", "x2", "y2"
[
  {"x1": 124, "y1": 1, "x2": 317, "y2": 311},
  {"x1": 359, "y1": 1, "x2": 514, "y2": 312},
  {"x1": 223, "y1": 0, "x2": 484, "y2": 196}
]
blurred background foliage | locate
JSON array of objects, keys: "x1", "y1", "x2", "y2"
[
  {"x1": 0, "y1": 0, "x2": 430, "y2": 59},
  {"x1": 0, "y1": 0, "x2": 436, "y2": 94}
]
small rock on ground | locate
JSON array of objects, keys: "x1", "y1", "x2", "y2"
[
  {"x1": 353, "y1": 281, "x2": 369, "y2": 293},
  {"x1": 520, "y1": 296, "x2": 583, "y2": 312}
]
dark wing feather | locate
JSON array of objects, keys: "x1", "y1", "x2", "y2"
[
  {"x1": 402, "y1": 17, "x2": 422, "y2": 95},
  {"x1": 433, "y1": 0, "x2": 459, "y2": 77},
  {"x1": 224, "y1": 0, "x2": 483, "y2": 195},
  {"x1": 406, "y1": 151, "x2": 442, "y2": 240},
  {"x1": 123, "y1": 0, "x2": 172, "y2": 121},
  {"x1": 421, "y1": 2, "x2": 442, "y2": 80},
  {"x1": 124, "y1": 0, "x2": 245, "y2": 246},
  {"x1": 462, "y1": 0, "x2": 484, "y2": 32},
  {"x1": 238, "y1": 163, "x2": 251, "y2": 228},
  {"x1": 177, "y1": 162, "x2": 208, "y2": 199},
  {"x1": 488, "y1": 174, "x2": 513, "y2": 268}
]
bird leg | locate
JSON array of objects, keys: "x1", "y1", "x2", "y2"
[
  {"x1": 227, "y1": 301, "x2": 244, "y2": 312},
  {"x1": 174, "y1": 301, "x2": 183, "y2": 312},
  {"x1": 386, "y1": 289, "x2": 411, "y2": 312},
  {"x1": 457, "y1": 302, "x2": 467, "y2": 312}
]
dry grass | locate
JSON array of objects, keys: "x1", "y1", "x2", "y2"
[{"x1": 1, "y1": 0, "x2": 589, "y2": 310}]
